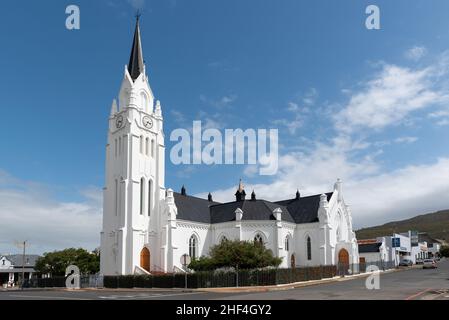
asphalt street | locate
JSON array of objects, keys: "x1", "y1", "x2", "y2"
[{"x1": 1, "y1": 259, "x2": 448, "y2": 300}]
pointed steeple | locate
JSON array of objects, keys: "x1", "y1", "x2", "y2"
[{"x1": 128, "y1": 15, "x2": 145, "y2": 82}]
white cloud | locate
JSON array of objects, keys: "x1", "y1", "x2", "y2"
[
  {"x1": 201, "y1": 138, "x2": 449, "y2": 228},
  {"x1": 336, "y1": 64, "x2": 448, "y2": 133},
  {"x1": 394, "y1": 136, "x2": 418, "y2": 144},
  {"x1": 405, "y1": 46, "x2": 427, "y2": 61},
  {"x1": 0, "y1": 172, "x2": 102, "y2": 255},
  {"x1": 273, "y1": 89, "x2": 318, "y2": 135},
  {"x1": 200, "y1": 94, "x2": 237, "y2": 109}
]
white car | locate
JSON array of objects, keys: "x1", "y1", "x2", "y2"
[{"x1": 423, "y1": 259, "x2": 437, "y2": 269}]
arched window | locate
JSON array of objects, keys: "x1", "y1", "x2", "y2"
[
  {"x1": 114, "y1": 179, "x2": 118, "y2": 216},
  {"x1": 189, "y1": 235, "x2": 198, "y2": 259},
  {"x1": 151, "y1": 139, "x2": 155, "y2": 158},
  {"x1": 141, "y1": 92, "x2": 148, "y2": 111},
  {"x1": 254, "y1": 234, "x2": 264, "y2": 245},
  {"x1": 140, "y1": 178, "x2": 145, "y2": 215},
  {"x1": 140, "y1": 136, "x2": 144, "y2": 154},
  {"x1": 307, "y1": 236, "x2": 312, "y2": 261},
  {"x1": 285, "y1": 236, "x2": 289, "y2": 251},
  {"x1": 145, "y1": 137, "x2": 150, "y2": 156},
  {"x1": 147, "y1": 180, "x2": 152, "y2": 216}
]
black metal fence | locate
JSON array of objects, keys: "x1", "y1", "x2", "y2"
[
  {"x1": 22, "y1": 261, "x2": 396, "y2": 289},
  {"x1": 103, "y1": 265, "x2": 338, "y2": 289}
]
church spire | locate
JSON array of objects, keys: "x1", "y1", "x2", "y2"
[{"x1": 128, "y1": 15, "x2": 145, "y2": 82}]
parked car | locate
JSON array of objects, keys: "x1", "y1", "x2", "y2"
[
  {"x1": 399, "y1": 259, "x2": 413, "y2": 266},
  {"x1": 415, "y1": 258, "x2": 424, "y2": 265},
  {"x1": 423, "y1": 259, "x2": 437, "y2": 269}
]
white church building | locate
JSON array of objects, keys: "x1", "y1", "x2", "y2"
[{"x1": 100, "y1": 18, "x2": 359, "y2": 276}]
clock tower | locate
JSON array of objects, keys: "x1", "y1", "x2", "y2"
[{"x1": 100, "y1": 17, "x2": 165, "y2": 275}]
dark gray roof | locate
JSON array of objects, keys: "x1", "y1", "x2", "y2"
[
  {"x1": 128, "y1": 17, "x2": 145, "y2": 81},
  {"x1": 359, "y1": 243, "x2": 382, "y2": 253},
  {"x1": 174, "y1": 192, "x2": 219, "y2": 224},
  {"x1": 174, "y1": 191, "x2": 333, "y2": 225},
  {"x1": 209, "y1": 200, "x2": 295, "y2": 224},
  {"x1": 275, "y1": 193, "x2": 333, "y2": 224},
  {"x1": 2, "y1": 254, "x2": 40, "y2": 267}
]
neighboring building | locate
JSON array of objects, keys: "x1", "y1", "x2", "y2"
[
  {"x1": 379, "y1": 234, "x2": 412, "y2": 266},
  {"x1": 358, "y1": 239, "x2": 388, "y2": 264},
  {"x1": 418, "y1": 233, "x2": 442, "y2": 258},
  {"x1": 99, "y1": 18, "x2": 359, "y2": 275},
  {"x1": 0, "y1": 255, "x2": 40, "y2": 287}
]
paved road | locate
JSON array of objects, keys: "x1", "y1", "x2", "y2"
[{"x1": 1, "y1": 259, "x2": 448, "y2": 300}]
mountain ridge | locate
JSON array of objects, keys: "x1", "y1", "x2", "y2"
[{"x1": 356, "y1": 209, "x2": 449, "y2": 242}]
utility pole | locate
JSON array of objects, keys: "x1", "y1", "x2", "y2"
[{"x1": 21, "y1": 240, "x2": 27, "y2": 289}]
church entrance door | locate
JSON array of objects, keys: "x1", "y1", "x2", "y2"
[
  {"x1": 140, "y1": 247, "x2": 150, "y2": 272},
  {"x1": 338, "y1": 248, "x2": 350, "y2": 275}
]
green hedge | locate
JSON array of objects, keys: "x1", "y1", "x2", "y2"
[{"x1": 103, "y1": 265, "x2": 337, "y2": 289}]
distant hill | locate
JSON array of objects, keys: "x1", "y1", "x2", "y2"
[{"x1": 356, "y1": 209, "x2": 449, "y2": 242}]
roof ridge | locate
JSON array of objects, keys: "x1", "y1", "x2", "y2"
[{"x1": 174, "y1": 192, "x2": 221, "y2": 204}]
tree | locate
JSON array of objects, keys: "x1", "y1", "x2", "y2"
[
  {"x1": 34, "y1": 248, "x2": 100, "y2": 276},
  {"x1": 439, "y1": 246, "x2": 449, "y2": 258},
  {"x1": 188, "y1": 240, "x2": 282, "y2": 271}
]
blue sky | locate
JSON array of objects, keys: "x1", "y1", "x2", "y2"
[{"x1": 1, "y1": 0, "x2": 449, "y2": 253}]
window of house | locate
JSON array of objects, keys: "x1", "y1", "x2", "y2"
[{"x1": 285, "y1": 237, "x2": 289, "y2": 251}]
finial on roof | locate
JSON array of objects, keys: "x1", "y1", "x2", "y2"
[
  {"x1": 235, "y1": 179, "x2": 246, "y2": 202},
  {"x1": 296, "y1": 189, "x2": 300, "y2": 200},
  {"x1": 238, "y1": 179, "x2": 244, "y2": 192},
  {"x1": 181, "y1": 185, "x2": 186, "y2": 196},
  {"x1": 208, "y1": 193, "x2": 213, "y2": 202},
  {"x1": 251, "y1": 190, "x2": 256, "y2": 201}
]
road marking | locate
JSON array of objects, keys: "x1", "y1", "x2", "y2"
[
  {"x1": 405, "y1": 288, "x2": 432, "y2": 300},
  {"x1": 8, "y1": 294, "x2": 87, "y2": 300}
]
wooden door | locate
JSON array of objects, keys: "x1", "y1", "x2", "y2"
[{"x1": 140, "y1": 247, "x2": 150, "y2": 272}]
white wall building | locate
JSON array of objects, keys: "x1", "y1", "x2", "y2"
[{"x1": 100, "y1": 18, "x2": 359, "y2": 276}]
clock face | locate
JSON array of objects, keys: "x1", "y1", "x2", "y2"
[
  {"x1": 142, "y1": 116, "x2": 153, "y2": 129},
  {"x1": 116, "y1": 115, "x2": 124, "y2": 129}
]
